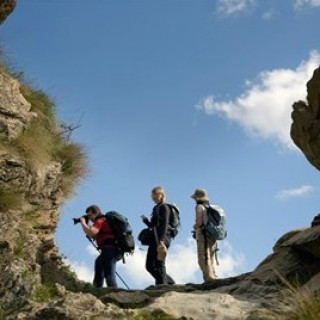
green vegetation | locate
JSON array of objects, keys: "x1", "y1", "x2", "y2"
[
  {"x1": 0, "y1": 65, "x2": 87, "y2": 198},
  {"x1": 21, "y1": 268, "x2": 33, "y2": 282},
  {"x1": 0, "y1": 307, "x2": 5, "y2": 320},
  {"x1": 56, "y1": 141, "x2": 87, "y2": 197},
  {"x1": 30, "y1": 283, "x2": 58, "y2": 303},
  {"x1": 0, "y1": 190, "x2": 23, "y2": 211},
  {"x1": 24, "y1": 210, "x2": 40, "y2": 222},
  {"x1": 12, "y1": 230, "x2": 27, "y2": 257},
  {"x1": 19, "y1": 85, "x2": 86, "y2": 196}
]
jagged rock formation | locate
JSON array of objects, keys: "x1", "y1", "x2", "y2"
[
  {"x1": 0, "y1": 65, "x2": 88, "y2": 319},
  {"x1": 0, "y1": 0, "x2": 16, "y2": 25},
  {"x1": 291, "y1": 66, "x2": 320, "y2": 170}
]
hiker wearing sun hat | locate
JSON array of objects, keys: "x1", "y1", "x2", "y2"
[{"x1": 191, "y1": 188, "x2": 218, "y2": 282}]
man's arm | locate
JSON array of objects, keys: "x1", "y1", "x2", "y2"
[
  {"x1": 80, "y1": 217, "x2": 99, "y2": 238},
  {"x1": 157, "y1": 204, "x2": 170, "y2": 242},
  {"x1": 195, "y1": 205, "x2": 204, "y2": 228}
]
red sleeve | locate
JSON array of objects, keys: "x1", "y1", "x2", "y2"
[{"x1": 92, "y1": 218, "x2": 104, "y2": 231}]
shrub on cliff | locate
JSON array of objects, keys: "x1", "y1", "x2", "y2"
[
  {"x1": 0, "y1": 61, "x2": 87, "y2": 198},
  {"x1": 17, "y1": 85, "x2": 87, "y2": 197}
]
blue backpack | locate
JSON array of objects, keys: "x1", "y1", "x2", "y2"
[{"x1": 202, "y1": 204, "x2": 227, "y2": 241}]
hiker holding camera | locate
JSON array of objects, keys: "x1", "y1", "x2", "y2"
[
  {"x1": 78, "y1": 204, "x2": 120, "y2": 288},
  {"x1": 141, "y1": 186, "x2": 175, "y2": 285}
]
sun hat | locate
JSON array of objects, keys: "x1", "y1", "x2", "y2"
[{"x1": 191, "y1": 188, "x2": 210, "y2": 202}]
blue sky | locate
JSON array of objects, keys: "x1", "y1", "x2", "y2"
[{"x1": 2, "y1": 0, "x2": 320, "y2": 288}]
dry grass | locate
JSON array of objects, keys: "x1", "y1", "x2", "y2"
[
  {"x1": 56, "y1": 142, "x2": 87, "y2": 197},
  {"x1": 270, "y1": 269, "x2": 320, "y2": 320},
  {"x1": 12, "y1": 120, "x2": 55, "y2": 166},
  {"x1": 0, "y1": 57, "x2": 87, "y2": 198},
  {"x1": 285, "y1": 289, "x2": 320, "y2": 320},
  {"x1": 0, "y1": 190, "x2": 23, "y2": 211},
  {"x1": 6, "y1": 81, "x2": 87, "y2": 197}
]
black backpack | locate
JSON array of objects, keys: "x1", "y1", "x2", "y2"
[
  {"x1": 167, "y1": 204, "x2": 180, "y2": 238},
  {"x1": 104, "y1": 211, "x2": 135, "y2": 255}
]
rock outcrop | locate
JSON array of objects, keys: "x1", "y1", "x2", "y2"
[
  {"x1": 291, "y1": 66, "x2": 320, "y2": 170},
  {"x1": 0, "y1": 65, "x2": 87, "y2": 319},
  {"x1": 0, "y1": 0, "x2": 16, "y2": 25}
]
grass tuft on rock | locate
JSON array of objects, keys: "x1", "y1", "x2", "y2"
[
  {"x1": 55, "y1": 141, "x2": 87, "y2": 197},
  {"x1": 3, "y1": 75, "x2": 87, "y2": 197},
  {"x1": 30, "y1": 283, "x2": 58, "y2": 303},
  {"x1": 0, "y1": 189, "x2": 23, "y2": 211},
  {"x1": 286, "y1": 291, "x2": 320, "y2": 320}
]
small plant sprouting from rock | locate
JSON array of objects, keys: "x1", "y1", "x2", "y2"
[
  {"x1": 30, "y1": 283, "x2": 58, "y2": 303},
  {"x1": 24, "y1": 210, "x2": 40, "y2": 222},
  {"x1": 0, "y1": 307, "x2": 5, "y2": 320},
  {"x1": 0, "y1": 190, "x2": 23, "y2": 211},
  {"x1": 13, "y1": 230, "x2": 27, "y2": 257}
]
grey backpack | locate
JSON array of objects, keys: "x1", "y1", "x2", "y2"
[{"x1": 202, "y1": 204, "x2": 227, "y2": 241}]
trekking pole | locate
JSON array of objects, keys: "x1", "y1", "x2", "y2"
[
  {"x1": 115, "y1": 270, "x2": 130, "y2": 290},
  {"x1": 86, "y1": 235, "x2": 99, "y2": 251},
  {"x1": 85, "y1": 235, "x2": 131, "y2": 290}
]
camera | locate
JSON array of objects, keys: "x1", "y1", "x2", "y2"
[{"x1": 73, "y1": 215, "x2": 89, "y2": 225}]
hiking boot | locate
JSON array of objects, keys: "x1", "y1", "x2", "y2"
[{"x1": 203, "y1": 277, "x2": 217, "y2": 284}]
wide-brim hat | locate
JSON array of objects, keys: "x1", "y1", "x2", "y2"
[{"x1": 191, "y1": 188, "x2": 209, "y2": 202}]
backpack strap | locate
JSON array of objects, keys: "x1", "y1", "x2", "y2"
[{"x1": 153, "y1": 203, "x2": 170, "y2": 242}]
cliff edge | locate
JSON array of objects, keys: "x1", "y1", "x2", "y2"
[{"x1": 291, "y1": 66, "x2": 320, "y2": 170}]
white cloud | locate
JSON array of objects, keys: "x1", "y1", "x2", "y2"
[
  {"x1": 166, "y1": 238, "x2": 200, "y2": 283},
  {"x1": 120, "y1": 239, "x2": 246, "y2": 287},
  {"x1": 66, "y1": 241, "x2": 246, "y2": 289},
  {"x1": 216, "y1": 241, "x2": 246, "y2": 278},
  {"x1": 294, "y1": 0, "x2": 320, "y2": 9},
  {"x1": 262, "y1": 9, "x2": 275, "y2": 20},
  {"x1": 117, "y1": 247, "x2": 152, "y2": 289},
  {"x1": 64, "y1": 258, "x2": 94, "y2": 283},
  {"x1": 196, "y1": 50, "x2": 320, "y2": 149},
  {"x1": 275, "y1": 185, "x2": 314, "y2": 201},
  {"x1": 86, "y1": 243, "x2": 99, "y2": 256},
  {"x1": 216, "y1": 0, "x2": 255, "y2": 15}
]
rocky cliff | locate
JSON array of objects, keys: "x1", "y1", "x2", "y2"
[
  {"x1": 0, "y1": 0, "x2": 16, "y2": 25},
  {"x1": 0, "y1": 64, "x2": 88, "y2": 319},
  {"x1": 1, "y1": 63, "x2": 320, "y2": 320},
  {"x1": 291, "y1": 66, "x2": 320, "y2": 170}
]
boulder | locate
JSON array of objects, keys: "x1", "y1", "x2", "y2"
[{"x1": 291, "y1": 66, "x2": 320, "y2": 170}]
